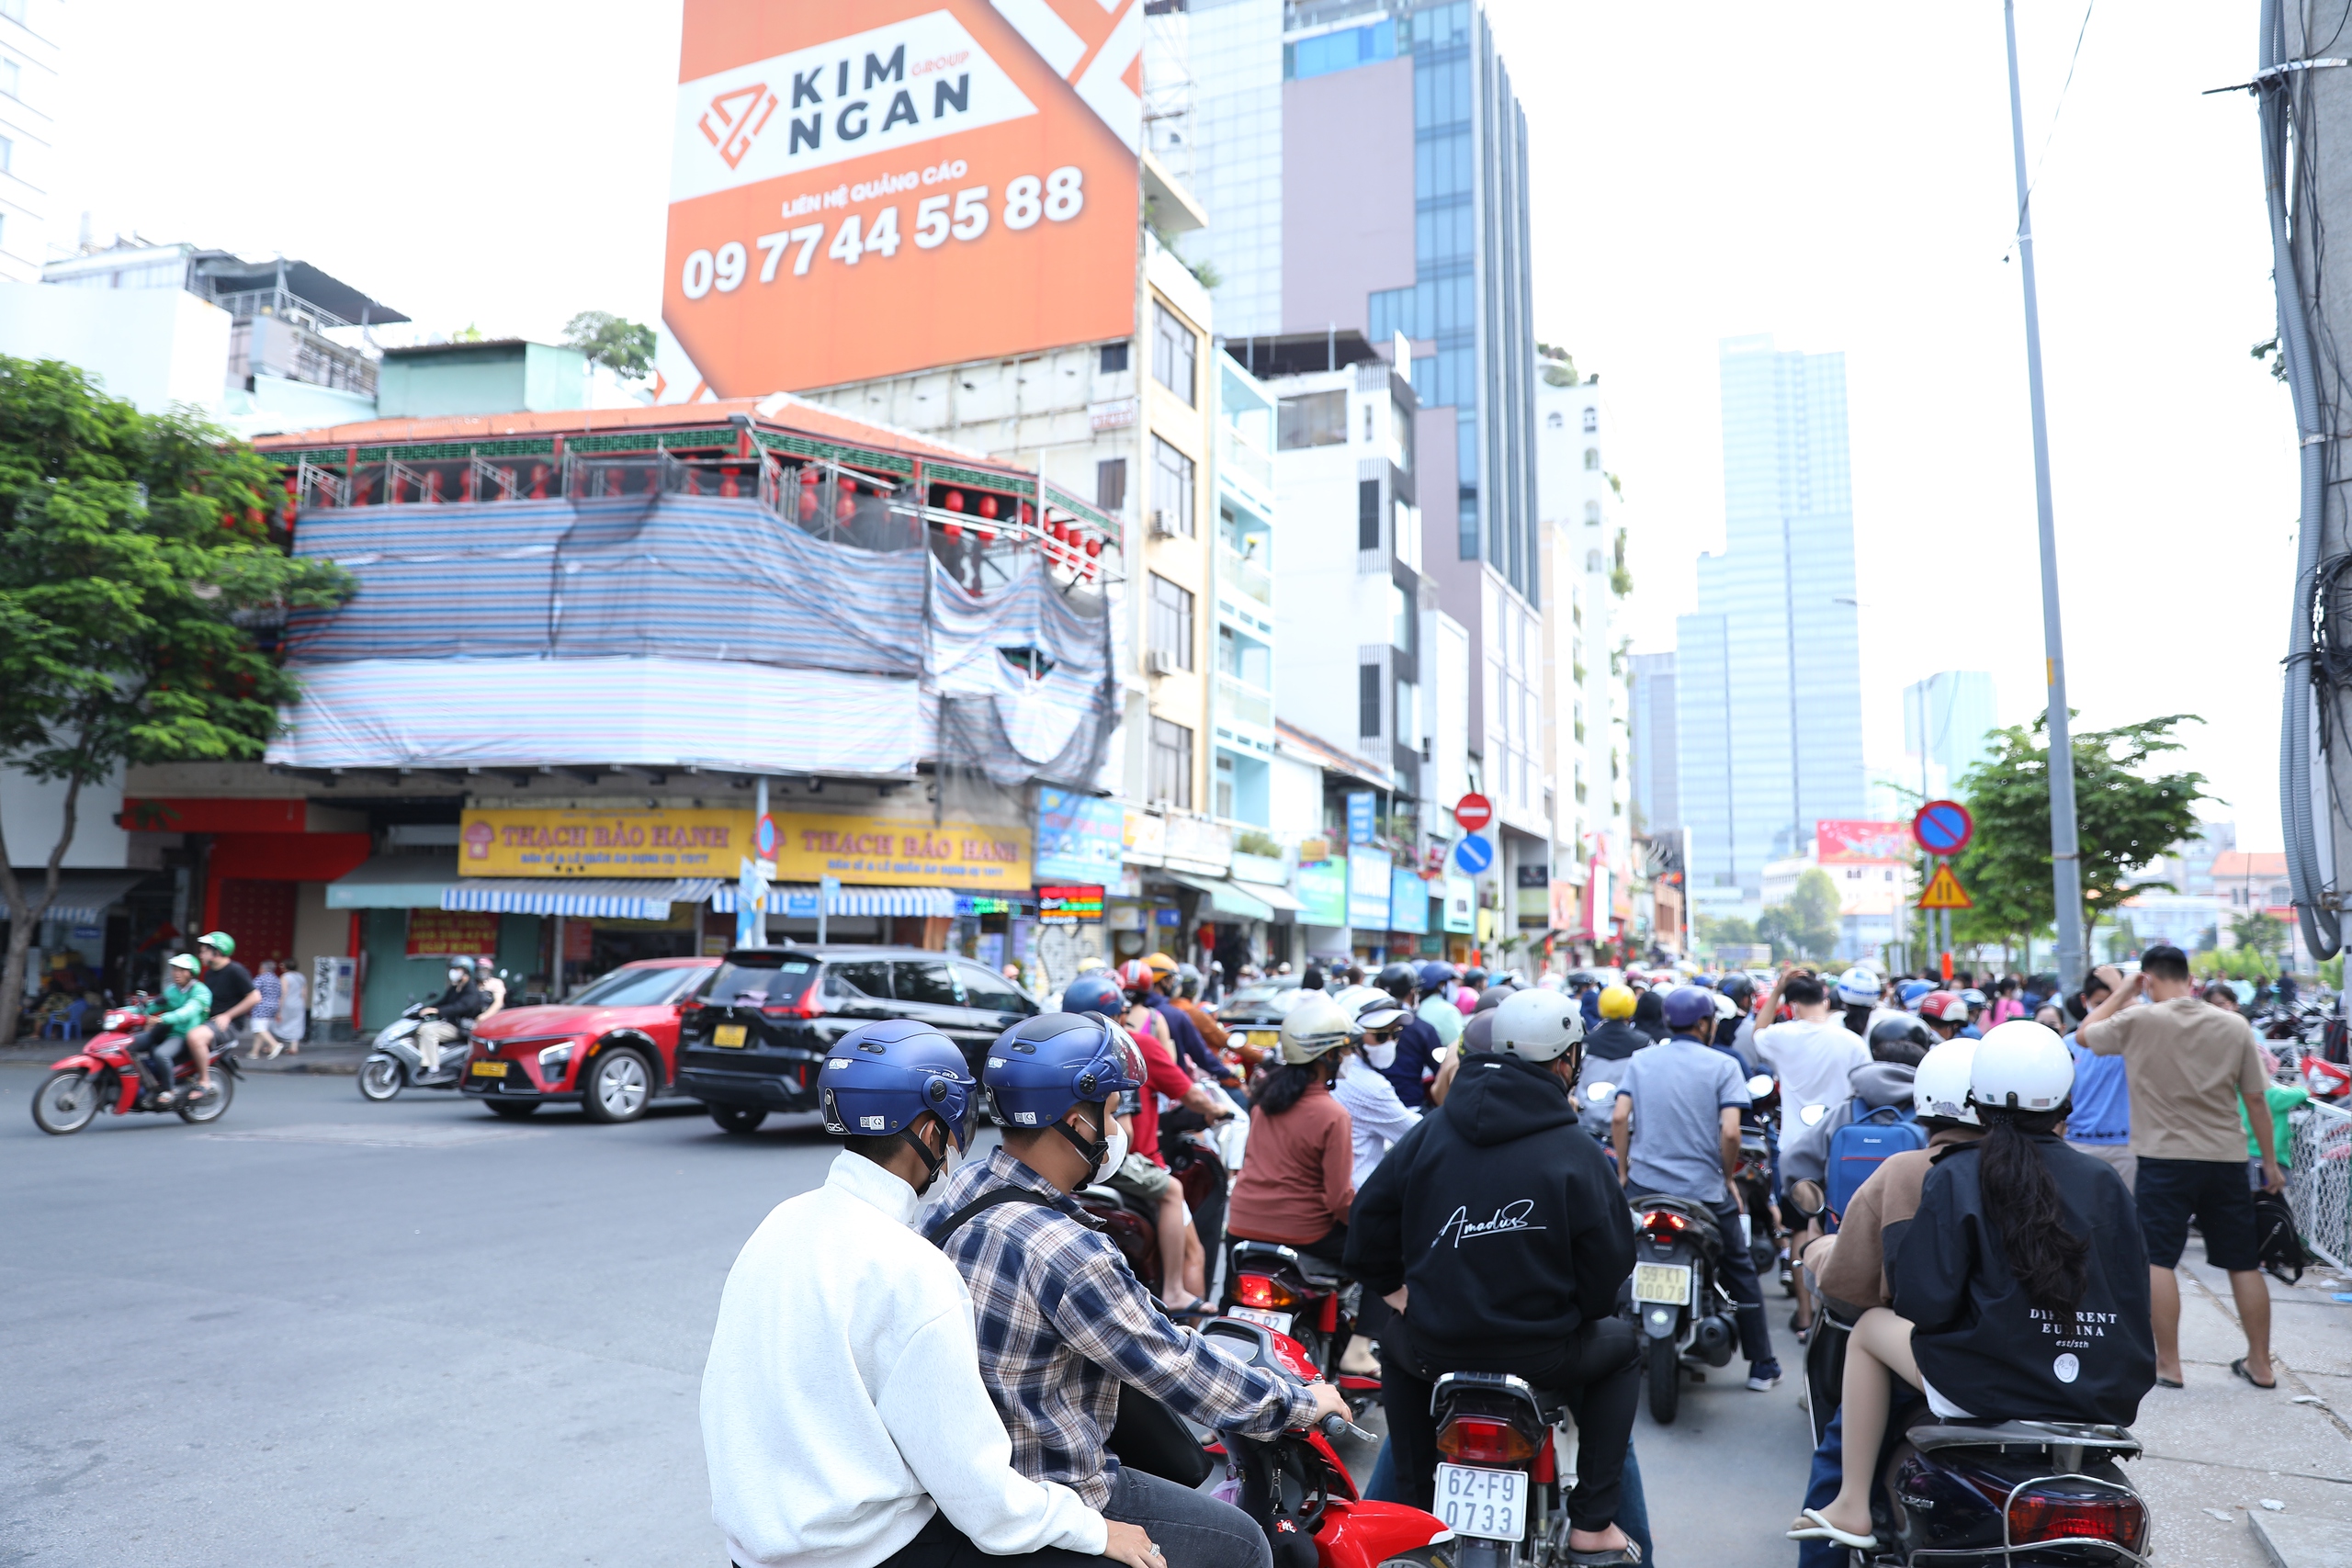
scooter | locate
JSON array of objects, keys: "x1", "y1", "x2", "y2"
[
  {"x1": 1219, "y1": 1239, "x2": 1385, "y2": 1418},
  {"x1": 1624, "y1": 1193, "x2": 1737, "y2": 1424},
  {"x1": 30, "y1": 1000, "x2": 239, "y2": 1134},
  {"x1": 1424, "y1": 1366, "x2": 1608, "y2": 1568},
  {"x1": 356, "y1": 1003, "x2": 474, "y2": 1102}
]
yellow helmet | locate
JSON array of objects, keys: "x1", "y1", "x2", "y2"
[
  {"x1": 1599, "y1": 984, "x2": 1637, "y2": 1021},
  {"x1": 1143, "y1": 952, "x2": 1179, "y2": 979}
]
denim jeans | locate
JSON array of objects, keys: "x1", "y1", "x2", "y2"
[{"x1": 1104, "y1": 1462, "x2": 1270, "y2": 1568}]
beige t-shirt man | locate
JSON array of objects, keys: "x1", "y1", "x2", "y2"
[{"x1": 2078, "y1": 995, "x2": 2271, "y2": 1163}]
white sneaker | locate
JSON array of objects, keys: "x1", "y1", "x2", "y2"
[{"x1": 1747, "y1": 1366, "x2": 1781, "y2": 1392}]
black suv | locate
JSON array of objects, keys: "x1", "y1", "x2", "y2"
[{"x1": 676, "y1": 945, "x2": 1039, "y2": 1134}]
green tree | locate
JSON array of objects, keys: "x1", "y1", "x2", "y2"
[
  {"x1": 1950, "y1": 714, "x2": 2208, "y2": 963},
  {"x1": 1696, "y1": 914, "x2": 1758, "y2": 953},
  {"x1": 1759, "y1": 867, "x2": 1843, "y2": 961},
  {"x1": 0, "y1": 358, "x2": 353, "y2": 1040},
  {"x1": 2231, "y1": 910, "x2": 2289, "y2": 959},
  {"x1": 561, "y1": 310, "x2": 657, "y2": 380}
]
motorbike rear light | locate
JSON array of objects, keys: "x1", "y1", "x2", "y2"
[
  {"x1": 1435, "y1": 1416, "x2": 1537, "y2": 1465},
  {"x1": 1236, "y1": 1274, "x2": 1300, "y2": 1310},
  {"x1": 2006, "y1": 1491, "x2": 2147, "y2": 1551},
  {"x1": 1642, "y1": 1210, "x2": 1693, "y2": 1235}
]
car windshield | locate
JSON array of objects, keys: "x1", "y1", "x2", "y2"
[
  {"x1": 710, "y1": 957, "x2": 817, "y2": 1007},
  {"x1": 1226, "y1": 977, "x2": 1300, "y2": 1008},
  {"x1": 566, "y1": 964, "x2": 710, "y2": 1009}
]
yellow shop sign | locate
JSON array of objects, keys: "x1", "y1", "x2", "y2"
[
  {"x1": 460, "y1": 807, "x2": 753, "y2": 878},
  {"x1": 778, "y1": 812, "x2": 1033, "y2": 892}
]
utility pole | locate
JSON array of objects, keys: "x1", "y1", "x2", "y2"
[{"x1": 2004, "y1": 0, "x2": 2087, "y2": 992}]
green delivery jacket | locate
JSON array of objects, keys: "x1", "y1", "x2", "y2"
[{"x1": 151, "y1": 980, "x2": 213, "y2": 1036}]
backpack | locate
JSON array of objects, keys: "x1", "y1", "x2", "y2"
[
  {"x1": 1825, "y1": 1099, "x2": 1928, "y2": 1229},
  {"x1": 2253, "y1": 1189, "x2": 2310, "y2": 1285}
]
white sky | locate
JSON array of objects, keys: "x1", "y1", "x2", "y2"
[{"x1": 45, "y1": 2, "x2": 2293, "y2": 846}]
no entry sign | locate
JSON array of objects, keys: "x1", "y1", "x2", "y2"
[
  {"x1": 1453, "y1": 793, "x2": 1493, "y2": 832},
  {"x1": 1912, "y1": 799, "x2": 1973, "y2": 857}
]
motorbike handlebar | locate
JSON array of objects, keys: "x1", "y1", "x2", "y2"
[{"x1": 1317, "y1": 1412, "x2": 1374, "y2": 1444}]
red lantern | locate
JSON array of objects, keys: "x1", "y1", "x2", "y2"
[
  {"x1": 978, "y1": 494, "x2": 999, "y2": 520},
  {"x1": 943, "y1": 520, "x2": 962, "y2": 539},
  {"x1": 944, "y1": 489, "x2": 966, "y2": 513},
  {"x1": 1020, "y1": 502, "x2": 1034, "y2": 526},
  {"x1": 835, "y1": 495, "x2": 856, "y2": 521},
  {"x1": 1084, "y1": 536, "x2": 1102, "y2": 558},
  {"x1": 800, "y1": 467, "x2": 819, "y2": 486},
  {"x1": 798, "y1": 489, "x2": 819, "y2": 520}
]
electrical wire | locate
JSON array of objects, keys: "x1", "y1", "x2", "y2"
[{"x1": 2007, "y1": 0, "x2": 2099, "y2": 249}]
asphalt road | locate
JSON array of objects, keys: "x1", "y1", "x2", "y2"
[{"x1": 0, "y1": 1069, "x2": 1811, "y2": 1567}]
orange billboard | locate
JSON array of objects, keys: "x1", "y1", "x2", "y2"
[{"x1": 663, "y1": 1, "x2": 1144, "y2": 400}]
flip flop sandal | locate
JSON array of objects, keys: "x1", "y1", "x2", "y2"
[
  {"x1": 1787, "y1": 1509, "x2": 1876, "y2": 1550},
  {"x1": 1562, "y1": 1542, "x2": 1642, "y2": 1566},
  {"x1": 2232, "y1": 1358, "x2": 2277, "y2": 1390},
  {"x1": 2155, "y1": 1376, "x2": 2185, "y2": 1389}
]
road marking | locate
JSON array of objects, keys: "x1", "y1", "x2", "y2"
[{"x1": 197, "y1": 1122, "x2": 549, "y2": 1149}]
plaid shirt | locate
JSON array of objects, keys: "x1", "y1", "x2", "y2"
[{"x1": 928, "y1": 1147, "x2": 1317, "y2": 1506}]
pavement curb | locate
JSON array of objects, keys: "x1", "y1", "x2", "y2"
[{"x1": 2252, "y1": 1510, "x2": 2352, "y2": 1568}]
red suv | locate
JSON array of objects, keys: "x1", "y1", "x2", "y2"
[{"x1": 461, "y1": 957, "x2": 720, "y2": 1123}]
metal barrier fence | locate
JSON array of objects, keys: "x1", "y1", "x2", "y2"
[{"x1": 2288, "y1": 1100, "x2": 2352, "y2": 1270}]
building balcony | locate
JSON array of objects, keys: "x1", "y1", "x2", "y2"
[
  {"x1": 1218, "y1": 543, "x2": 1272, "y2": 610},
  {"x1": 1218, "y1": 673, "x2": 1273, "y2": 733},
  {"x1": 1220, "y1": 425, "x2": 1274, "y2": 500}
]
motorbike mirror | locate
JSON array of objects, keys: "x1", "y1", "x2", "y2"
[
  {"x1": 1747, "y1": 1074, "x2": 1776, "y2": 1098},
  {"x1": 1799, "y1": 1102, "x2": 1828, "y2": 1127}
]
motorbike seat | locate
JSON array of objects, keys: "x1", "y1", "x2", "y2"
[
  {"x1": 1295, "y1": 1254, "x2": 1348, "y2": 1288},
  {"x1": 1904, "y1": 1419, "x2": 2140, "y2": 1458}
]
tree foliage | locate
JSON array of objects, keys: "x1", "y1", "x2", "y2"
[
  {"x1": 1949, "y1": 714, "x2": 2209, "y2": 960},
  {"x1": 1758, "y1": 867, "x2": 1842, "y2": 961},
  {"x1": 2231, "y1": 911, "x2": 2290, "y2": 959},
  {"x1": 561, "y1": 310, "x2": 657, "y2": 380},
  {"x1": 0, "y1": 357, "x2": 353, "y2": 1038}
]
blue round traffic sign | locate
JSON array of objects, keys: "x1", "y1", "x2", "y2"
[
  {"x1": 1453, "y1": 834, "x2": 1494, "y2": 875},
  {"x1": 755, "y1": 814, "x2": 778, "y2": 859},
  {"x1": 1913, "y1": 800, "x2": 1973, "y2": 856}
]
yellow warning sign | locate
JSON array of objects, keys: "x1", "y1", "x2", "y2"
[{"x1": 1918, "y1": 864, "x2": 1973, "y2": 910}]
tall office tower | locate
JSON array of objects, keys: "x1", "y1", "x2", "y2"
[
  {"x1": 1630, "y1": 652, "x2": 1679, "y2": 835},
  {"x1": 1902, "y1": 671, "x2": 1999, "y2": 797},
  {"x1": 1188, "y1": 0, "x2": 1546, "y2": 878},
  {"x1": 1676, "y1": 335, "x2": 1865, "y2": 907}
]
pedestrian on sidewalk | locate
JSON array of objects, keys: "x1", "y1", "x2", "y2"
[
  {"x1": 254, "y1": 961, "x2": 306, "y2": 1058},
  {"x1": 2077, "y1": 943, "x2": 2286, "y2": 1390},
  {"x1": 2063, "y1": 967, "x2": 2132, "y2": 1190}
]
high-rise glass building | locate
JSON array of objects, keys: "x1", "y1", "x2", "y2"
[
  {"x1": 1902, "y1": 671, "x2": 1999, "y2": 796},
  {"x1": 1676, "y1": 335, "x2": 1865, "y2": 905}
]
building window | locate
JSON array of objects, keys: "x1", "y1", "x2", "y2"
[
  {"x1": 1358, "y1": 479, "x2": 1381, "y2": 551},
  {"x1": 1586, "y1": 549, "x2": 1603, "y2": 572},
  {"x1": 1151, "y1": 436, "x2": 1193, "y2": 536},
  {"x1": 1096, "y1": 457, "x2": 1127, "y2": 513},
  {"x1": 1545, "y1": 411, "x2": 1563, "y2": 429},
  {"x1": 1359, "y1": 662, "x2": 1382, "y2": 738},
  {"x1": 1149, "y1": 718, "x2": 1193, "y2": 808},
  {"x1": 1584, "y1": 501, "x2": 1601, "y2": 525},
  {"x1": 1152, "y1": 300, "x2": 1195, "y2": 406},
  {"x1": 1582, "y1": 408, "x2": 1599, "y2": 434},
  {"x1": 1100, "y1": 341, "x2": 1129, "y2": 374},
  {"x1": 1582, "y1": 447, "x2": 1600, "y2": 471},
  {"x1": 1277, "y1": 389, "x2": 1348, "y2": 448},
  {"x1": 1148, "y1": 573, "x2": 1193, "y2": 671}
]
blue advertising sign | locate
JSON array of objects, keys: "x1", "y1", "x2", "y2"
[
  {"x1": 1453, "y1": 834, "x2": 1494, "y2": 875},
  {"x1": 1348, "y1": 847, "x2": 1393, "y2": 928},
  {"x1": 1347, "y1": 791, "x2": 1376, "y2": 845},
  {"x1": 1035, "y1": 788, "x2": 1125, "y2": 883},
  {"x1": 1296, "y1": 860, "x2": 1348, "y2": 927},
  {"x1": 1388, "y1": 866, "x2": 1430, "y2": 934}
]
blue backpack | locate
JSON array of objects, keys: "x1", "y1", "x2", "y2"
[{"x1": 1824, "y1": 1099, "x2": 1928, "y2": 1229}]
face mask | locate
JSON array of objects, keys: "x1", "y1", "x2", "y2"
[
  {"x1": 1363, "y1": 1039, "x2": 1397, "y2": 1070},
  {"x1": 1094, "y1": 1122, "x2": 1129, "y2": 1183},
  {"x1": 448, "y1": 970, "x2": 468, "y2": 985}
]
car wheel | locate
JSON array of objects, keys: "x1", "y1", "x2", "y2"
[
  {"x1": 31, "y1": 1068, "x2": 100, "y2": 1135},
  {"x1": 709, "y1": 1105, "x2": 767, "y2": 1134},
  {"x1": 356, "y1": 1054, "x2": 403, "y2": 1102},
  {"x1": 582, "y1": 1047, "x2": 652, "y2": 1123},
  {"x1": 483, "y1": 1100, "x2": 539, "y2": 1120}
]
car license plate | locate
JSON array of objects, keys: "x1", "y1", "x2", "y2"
[
  {"x1": 1227, "y1": 1306, "x2": 1293, "y2": 1336},
  {"x1": 1632, "y1": 1262, "x2": 1691, "y2": 1305},
  {"x1": 469, "y1": 1060, "x2": 507, "y2": 1078},
  {"x1": 713, "y1": 1024, "x2": 747, "y2": 1047},
  {"x1": 1434, "y1": 1464, "x2": 1526, "y2": 1541}
]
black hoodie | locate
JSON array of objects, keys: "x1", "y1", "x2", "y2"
[
  {"x1": 1345, "y1": 1051, "x2": 1636, "y2": 1366},
  {"x1": 1581, "y1": 1018, "x2": 1650, "y2": 1063}
]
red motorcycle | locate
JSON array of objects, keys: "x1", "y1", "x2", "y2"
[
  {"x1": 1222, "y1": 1239, "x2": 1385, "y2": 1419},
  {"x1": 30, "y1": 999, "x2": 238, "y2": 1134}
]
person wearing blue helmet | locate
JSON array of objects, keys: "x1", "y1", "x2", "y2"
[
  {"x1": 1611, "y1": 987, "x2": 1781, "y2": 1392},
  {"x1": 932, "y1": 1011, "x2": 1345, "y2": 1568},
  {"x1": 702, "y1": 1018, "x2": 1159, "y2": 1568}
]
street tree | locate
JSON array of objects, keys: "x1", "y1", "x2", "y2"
[
  {"x1": 561, "y1": 311, "x2": 657, "y2": 380},
  {"x1": 1759, "y1": 868, "x2": 1843, "y2": 962},
  {"x1": 0, "y1": 357, "x2": 353, "y2": 1041},
  {"x1": 2231, "y1": 910, "x2": 2290, "y2": 959},
  {"x1": 1951, "y1": 714, "x2": 2208, "y2": 961}
]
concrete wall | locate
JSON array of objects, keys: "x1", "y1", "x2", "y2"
[
  {"x1": 0, "y1": 284, "x2": 232, "y2": 414},
  {"x1": 0, "y1": 767, "x2": 128, "y2": 869},
  {"x1": 377, "y1": 342, "x2": 592, "y2": 419},
  {"x1": 1280, "y1": 58, "x2": 1416, "y2": 337}
]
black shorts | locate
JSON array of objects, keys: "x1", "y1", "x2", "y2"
[{"x1": 2136, "y1": 1156, "x2": 2259, "y2": 1272}]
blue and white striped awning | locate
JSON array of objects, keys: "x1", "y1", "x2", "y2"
[
  {"x1": 709, "y1": 884, "x2": 958, "y2": 919},
  {"x1": 442, "y1": 878, "x2": 722, "y2": 921}
]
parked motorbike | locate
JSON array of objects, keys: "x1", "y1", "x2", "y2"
[
  {"x1": 356, "y1": 1003, "x2": 473, "y2": 1102},
  {"x1": 30, "y1": 1001, "x2": 238, "y2": 1134},
  {"x1": 1421, "y1": 1368, "x2": 1569, "y2": 1568},
  {"x1": 1625, "y1": 1193, "x2": 1736, "y2": 1424}
]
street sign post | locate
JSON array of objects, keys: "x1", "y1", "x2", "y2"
[
  {"x1": 1912, "y1": 800, "x2": 1973, "y2": 857},
  {"x1": 1918, "y1": 863, "x2": 1973, "y2": 910},
  {"x1": 819, "y1": 874, "x2": 841, "y2": 945},
  {"x1": 1453, "y1": 834, "x2": 1494, "y2": 876},
  {"x1": 1453, "y1": 794, "x2": 1493, "y2": 833}
]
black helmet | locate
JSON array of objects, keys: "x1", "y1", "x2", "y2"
[
  {"x1": 1374, "y1": 961, "x2": 1418, "y2": 1001},
  {"x1": 1869, "y1": 1014, "x2": 1936, "y2": 1066},
  {"x1": 1717, "y1": 973, "x2": 1755, "y2": 1010},
  {"x1": 1463, "y1": 967, "x2": 1489, "y2": 988},
  {"x1": 1473, "y1": 979, "x2": 1517, "y2": 1014}
]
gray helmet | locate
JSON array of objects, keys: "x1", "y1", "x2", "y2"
[{"x1": 1176, "y1": 962, "x2": 1204, "y2": 999}]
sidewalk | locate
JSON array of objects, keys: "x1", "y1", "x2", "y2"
[
  {"x1": 2131, "y1": 1247, "x2": 2352, "y2": 1565},
  {"x1": 0, "y1": 1040, "x2": 368, "y2": 1075}
]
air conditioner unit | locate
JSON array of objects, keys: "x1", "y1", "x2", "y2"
[
  {"x1": 1146, "y1": 649, "x2": 1180, "y2": 676},
  {"x1": 1149, "y1": 508, "x2": 1182, "y2": 538}
]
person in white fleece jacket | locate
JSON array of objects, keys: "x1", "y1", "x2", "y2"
[{"x1": 701, "y1": 1019, "x2": 1160, "y2": 1568}]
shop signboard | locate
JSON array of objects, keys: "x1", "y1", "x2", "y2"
[
  {"x1": 1442, "y1": 874, "x2": 1476, "y2": 934},
  {"x1": 777, "y1": 811, "x2": 1031, "y2": 890},
  {"x1": 1548, "y1": 880, "x2": 1579, "y2": 932},
  {"x1": 663, "y1": 0, "x2": 1142, "y2": 398},
  {"x1": 1817, "y1": 819, "x2": 1912, "y2": 863},
  {"x1": 1588, "y1": 863, "x2": 1612, "y2": 937},
  {"x1": 1035, "y1": 788, "x2": 1125, "y2": 882},
  {"x1": 1346, "y1": 791, "x2": 1375, "y2": 845},
  {"x1": 1347, "y1": 847, "x2": 1392, "y2": 929},
  {"x1": 1388, "y1": 866, "x2": 1430, "y2": 934},
  {"x1": 1295, "y1": 861, "x2": 1347, "y2": 928},
  {"x1": 405, "y1": 909, "x2": 501, "y2": 958},
  {"x1": 1121, "y1": 807, "x2": 1167, "y2": 865},
  {"x1": 1036, "y1": 884, "x2": 1103, "y2": 924},
  {"x1": 461, "y1": 807, "x2": 754, "y2": 879},
  {"x1": 311, "y1": 956, "x2": 356, "y2": 1022},
  {"x1": 1162, "y1": 813, "x2": 1233, "y2": 874}
]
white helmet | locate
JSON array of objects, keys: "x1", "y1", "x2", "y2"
[
  {"x1": 1279, "y1": 992, "x2": 1358, "y2": 1065},
  {"x1": 1969, "y1": 1020, "x2": 2074, "y2": 1113},
  {"x1": 1913, "y1": 1038, "x2": 1981, "y2": 1125},
  {"x1": 1492, "y1": 988, "x2": 1586, "y2": 1064},
  {"x1": 1711, "y1": 991, "x2": 1741, "y2": 1022},
  {"x1": 1836, "y1": 966, "x2": 1882, "y2": 1007}
]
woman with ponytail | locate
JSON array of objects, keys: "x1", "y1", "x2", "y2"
[{"x1": 1792, "y1": 1021, "x2": 2154, "y2": 1551}]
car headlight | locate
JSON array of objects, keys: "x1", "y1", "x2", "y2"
[{"x1": 537, "y1": 1043, "x2": 575, "y2": 1074}]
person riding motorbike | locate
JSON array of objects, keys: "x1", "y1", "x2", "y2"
[
  {"x1": 182, "y1": 931, "x2": 255, "y2": 1096},
  {"x1": 1333, "y1": 991, "x2": 1420, "y2": 1189},
  {"x1": 702, "y1": 1017, "x2": 1158, "y2": 1568},
  {"x1": 133, "y1": 953, "x2": 212, "y2": 1109},
  {"x1": 1917, "y1": 989, "x2": 1971, "y2": 1043},
  {"x1": 1717, "y1": 972, "x2": 1759, "y2": 1058},
  {"x1": 1347, "y1": 987, "x2": 1643, "y2": 1566},
  {"x1": 1373, "y1": 961, "x2": 1444, "y2": 1109},
  {"x1": 1167, "y1": 964, "x2": 1230, "y2": 1058},
  {"x1": 413, "y1": 954, "x2": 492, "y2": 1076},
  {"x1": 928, "y1": 1012, "x2": 1346, "y2": 1568},
  {"x1": 1412, "y1": 961, "x2": 1463, "y2": 1053},
  {"x1": 1779, "y1": 1015, "x2": 1932, "y2": 1190},
  {"x1": 1134, "y1": 955, "x2": 1235, "y2": 1090},
  {"x1": 1611, "y1": 986, "x2": 1781, "y2": 1392},
  {"x1": 1226, "y1": 992, "x2": 1359, "y2": 1271},
  {"x1": 1582, "y1": 984, "x2": 1648, "y2": 1064},
  {"x1": 1790, "y1": 1021, "x2": 2155, "y2": 1551}
]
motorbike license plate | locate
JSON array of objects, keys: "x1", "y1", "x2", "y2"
[
  {"x1": 1247, "y1": 1031, "x2": 1278, "y2": 1050},
  {"x1": 1434, "y1": 1464, "x2": 1526, "y2": 1541},
  {"x1": 1227, "y1": 1306, "x2": 1293, "y2": 1337},
  {"x1": 469, "y1": 1060, "x2": 507, "y2": 1078},
  {"x1": 712, "y1": 1024, "x2": 748, "y2": 1048},
  {"x1": 1632, "y1": 1262, "x2": 1691, "y2": 1306}
]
